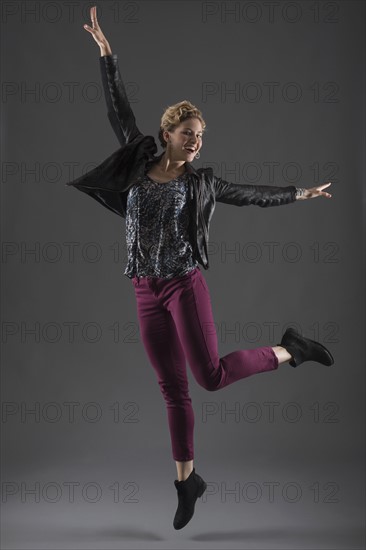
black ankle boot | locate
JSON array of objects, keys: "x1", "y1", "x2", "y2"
[
  {"x1": 173, "y1": 468, "x2": 207, "y2": 530},
  {"x1": 277, "y1": 327, "x2": 334, "y2": 367}
]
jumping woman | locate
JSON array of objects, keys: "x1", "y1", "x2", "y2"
[{"x1": 68, "y1": 6, "x2": 335, "y2": 530}]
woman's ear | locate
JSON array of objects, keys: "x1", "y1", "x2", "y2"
[{"x1": 163, "y1": 130, "x2": 170, "y2": 144}]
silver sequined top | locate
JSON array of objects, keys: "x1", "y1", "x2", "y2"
[{"x1": 123, "y1": 166, "x2": 198, "y2": 279}]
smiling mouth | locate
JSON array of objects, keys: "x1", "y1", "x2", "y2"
[{"x1": 184, "y1": 147, "x2": 196, "y2": 154}]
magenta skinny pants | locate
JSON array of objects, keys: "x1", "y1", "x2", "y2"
[{"x1": 131, "y1": 266, "x2": 279, "y2": 462}]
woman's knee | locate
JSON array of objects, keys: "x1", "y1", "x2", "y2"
[
  {"x1": 194, "y1": 373, "x2": 220, "y2": 392},
  {"x1": 158, "y1": 379, "x2": 191, "y2": 402}
]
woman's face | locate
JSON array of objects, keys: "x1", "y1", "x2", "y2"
[{"x1": 164, "y1": 118, "x2": 203, "y2": 160}]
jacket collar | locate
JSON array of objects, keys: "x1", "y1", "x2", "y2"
[{"x1": 185, "y1": 161, "x2": 200, "y2": 177}]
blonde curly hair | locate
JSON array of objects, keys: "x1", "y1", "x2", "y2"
[{"x1": 158, "y1": 100, "x2": 206, "y2": 149}]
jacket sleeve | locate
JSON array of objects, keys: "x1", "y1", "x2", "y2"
[
  {"x1": 99, "y1": 54, "x2": 142, "y2": 146},
  {"x1": 213, "y1": 175, "x2": 297, "y2": 207}
]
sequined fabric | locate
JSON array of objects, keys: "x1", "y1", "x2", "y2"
[{"x1": 124, "y1": 167, "x2": 198, "y2": 279}]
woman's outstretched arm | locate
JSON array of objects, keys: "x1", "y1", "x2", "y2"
[
  {"x1": 84, "y1": 5, "x2": 142, "y2": 146},
  {"x1": 213, "y1": 175, "x2": 332, "y2": 207}
]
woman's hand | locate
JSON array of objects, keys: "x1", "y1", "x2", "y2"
[
  {"x1": 297, "y1": 182, "x2": 333, "y2": 200},
  {"x1": 83, "y1": 5, "x2": 112, "y2": 56}
]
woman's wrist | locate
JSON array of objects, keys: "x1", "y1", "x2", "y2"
[
  {"x1": 100, "y1": 42, "x2": 112, "y2": 56},
  {"x1": 295, "y1": 187, "x2": 307, "y2": 200}
]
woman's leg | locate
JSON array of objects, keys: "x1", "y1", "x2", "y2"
[
  {"x1": 176, "y1": 460, "x2": 194, "y2": 481},
  {"x1": 165, "y1": 267, "x2": 290, "y2": 391},
  {"x1": 272, "y1": 345, "x2": 293, "y2": 364},
  {"x1": 132, "y1": 277, "x2": 195, "y2": 479},
  {"x1": 132, "y1": 269, "x2": 292, "y2": 480}
]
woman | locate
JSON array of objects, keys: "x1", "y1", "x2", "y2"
[{"x1": 79, "y1": 6, "x2": 334, "y2": 530}]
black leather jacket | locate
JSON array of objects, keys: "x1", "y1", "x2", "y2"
[{"x1": 66, "y1": 54, "x2": 298, "y2": 270}]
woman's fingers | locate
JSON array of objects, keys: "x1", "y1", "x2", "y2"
[
  {"x1": 83, "y1": 5, "x2": 108, "y2": 47},
  {"x1": 83, "y1": 23, "x2": 98, "y2": 39},
  {"x1": 84, "y1": 6, "x2": 98, "y2": 32},
  {"x1": 317, "y1": 182, "x2": 332, "y2": 198},
  {"x1": 318, "y1": 182, "x2": 332, "y2": 190},
  {"x1": 90, "y1": 5, "x2": 100, "y2": 28},
  {"x1": 307, "y1": 183, "x2": 332, "y2": 199}
]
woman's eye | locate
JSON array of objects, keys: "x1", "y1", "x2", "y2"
[{"x1": 184, "y1": 131, "x2": 202, "y2": 138}]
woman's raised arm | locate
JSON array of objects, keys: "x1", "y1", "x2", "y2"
[{"x1": 83, "y1": 5, "x2": 142, "y2": 145}]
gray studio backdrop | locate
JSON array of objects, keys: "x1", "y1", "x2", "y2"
[{"x1": 1, "y1": 1, "x2": 365, "y2": 549}]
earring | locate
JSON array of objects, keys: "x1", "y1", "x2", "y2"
[{"x1": 195, "y1": 151, "x2": 200, "y2": 159}]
